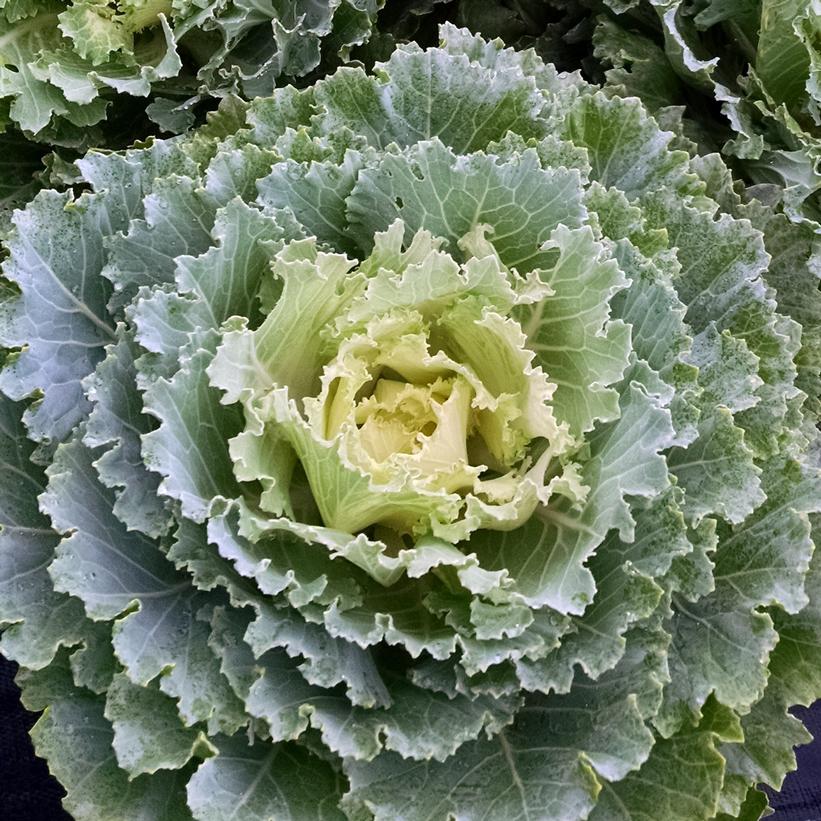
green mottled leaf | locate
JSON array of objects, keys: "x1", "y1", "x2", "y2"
[
  {"x1": 0, "y1": 191, "x2": 118, "y2": 442},
  {"x1": 19, "y1": 657, "x2": 194, "y2": 821},
  {"x1": 314, "y1": 44, "x2": 545, "y2": 152},
  {"x1": 347, "y1": 138, "x2": 586, "y2": 264},
  {"x1": 0, "y1": 394, "x2": 87, "y2": 667},
  {"x1": 591, "y1": 702, "x2": 730, "y2": 821},
  {"x1": 668, "y1": 408, "x2": 764, "y2": 525},
  {"x1": 41, "y1": 434, "x2": 245, "y2": 733},
  {"x1": 187, "y1": 734, "x2": 346, "y2": 821},
  {"x1": 83, "y1": 328, "x2": 170, "y2": 536},
  {"x1": 105, "y1": 673, "x2": 216, "y2": 777},
  {"x1": 562, "y1": 92, "x2": 697, "y2": 199}
]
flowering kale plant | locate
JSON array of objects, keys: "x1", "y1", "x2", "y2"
[{"x1": 1, "y1": 24, "x2": 820, "y2": 821}]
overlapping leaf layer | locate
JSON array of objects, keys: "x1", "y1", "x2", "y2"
[{"x1": 1, "y1": 25, "x2": 819, "y2": 820}]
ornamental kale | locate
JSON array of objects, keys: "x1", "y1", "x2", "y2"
[{"x1": 0, "y1": 24, "x2": 820, "y2": 821}]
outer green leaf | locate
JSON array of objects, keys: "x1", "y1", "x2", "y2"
[
  {"x1": 712, "y1": 456, "x2": 821, "y2": 614},
  {"x1": 313, "y1": 44, "x2": 546, "y2": 153},
  {"x1": 58, "y1": 1, "x2": 132, "y2": 65},
  {"x1": 41, "y1": 433, "x2": 245, "y2": 733},
  {"x1": 323, "y1": 572, "x2": 459, "y2": 660},
  {"x1": 19, "y1": 657, "x2": 194, "y2": 821},
  {"x1": 518, "y1": 224, "x2": 631, "y2": 436},
  {"x1": 668, "y1": 408, "x2": 764, "y2": 525},
  {"x1": 313, "y1": 674, "x2": 519, "y2": 763},
  {"x1": 245, "y1": 602, "x2": 390, "y2": 709},
  {"x1": 256, "y1": 150, "x2": 366, "y2": 255},
  {"x1": 42, "y1": 433, "x2": 185, "y2": 622},
  {"x1": 135, "y1": 202, "x2": 304, "y2": 514},
  {"x1": 756, "y1": 0, "x2": 813, "y2": 109},
  {"x1": 68, "y1": 620, "x2": 117, "y2": 695},
  {"x1": 131, "y1": 199, "x2": 303, "y2": 374},
  {"x1": 83, "y1": 328, "x2": 170, "y2": 536},
  {"x1": 643, "y1": 192, "x2": 769, "y2": 335},
  {"x1": 0, "y1": 14, "x2": 68, "y2": 134},
  {"x1": 0, "y1": 191, "x2": 117, "y2": 442},
  {"x1": 187, "y1": 734, "x2": 346, "y2": 821},
  {"x1": 659, "y1": 588, "x2": 777, "y2": 733},
  {"x1": 720, "y1": 517, "x2": 821, "y2": 796},
  {"x1": 686, "y1": 324, "x2": 762, "y2": 414},
  {"x1": 36, "y1": 18, "x2": 182, "y2": 105},
  {"x1": 206, "y1": 506, "x2": 362, "y2": 611},
  {"x1": 0, "y1": 393, "x2": 87, "y2": 667},
  {"x1": 593, "y1": 17, "x2": 685, "y2": 113},
  {"x1": 644, "y1": 189, "x2": 800, "y2": 457},
  {"x1": 104, "y1": 176, "x2": 216, "y2": 312},
  {"x1": 105, "y1": 672, "x2": 216, "y2": 777},
  {"x1": 519, "y1": 491, "x2": 683, "y2": 690},
  {"x1": 561, "y1": 91, "x2": 698, "y2": 199},
  {"x1": 345, "y1": 671, "x2": 653, "y2": 821},
  {"x1": 590, "y1": 702, "x2": 731, "y2": 821},
  {"x1": 142, "y1": 341, "x2": 243, "y2": 522},
  {"x1": 436, "y1": 19, "x2": 589, "y2": 100},
  {"x1": 347, "y1": 138, "x2": 586, "y2": 265},
  {"x1": 738, "y1": 196, "x2": 821, "y2": 415},
  {"x1": 212, "y1": 603, "x2": 516, "y2": 763}
]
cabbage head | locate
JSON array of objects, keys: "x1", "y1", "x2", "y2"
[
  {"x1": 1, "y1": 23, "x2": 820, "y2": 821},
  {"x1": 209, "y1": 220, "x2": 580, "y2": 551}
]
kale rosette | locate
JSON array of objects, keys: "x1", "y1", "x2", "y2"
[{"x1": 1, "y1": 24, "x2": 819, "y2": 820}]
